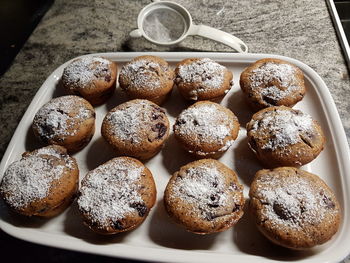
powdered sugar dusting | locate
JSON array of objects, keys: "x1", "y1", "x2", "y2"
[
  {"x1": 251, "y1": 109, "x2": 313, "y2": 150},
  {"x1": 172, "y1": 164, "x2": 239, "y2": 219},
  {"x1": 178, "y1": 58, "x2": 225, "y2": 90},
  {"x1": 77, "y1": 158, "x2": 144, "y2": 227},
  {"x1": 120, "y1": 60, "x2": 162, "y2": 90},
  {"x1": 105, "y1": 100, "x2": 159, "y2": 144},
  {"x1": 250, "y1": 62, "x2": 299, "y2": 101},
  {"x1": 0, "y1": 150, "x2": 67, "y2": 208},
  {"x1": 175, "y1": 103, "x2": 234, "y2": 145},
  {"x1": 35, "y1": 146, "x2": 75, "y2": 168},
  {"x1": 33, "y1": 96, "x2": 94, "y2": 139},
  {"x1": 62, "y1": 56, "x2": 112, "y2": 88},
  {"x1": 255, "y1": 173, "x2": 336, "y2": 229}
]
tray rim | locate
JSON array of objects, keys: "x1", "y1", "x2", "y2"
[{"x1": 1, "y1": 52, "x2": 350, "y2": 263}]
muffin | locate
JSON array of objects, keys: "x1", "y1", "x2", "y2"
[
  {"x1": 174, "y1": 58, "x2": 233, "y2": 101},
  {"x1": 246, "y1": 106, "x2": 325, "y2": 167},
  {"x1": 32, "y1": 95, "x2": 95, "y2": 153},
  {"x1": 77, "y1": 156, "x2": 156, "y2": 234},
  {"x1": 249, "y1": 167, "x2": 341, "y2": 249},
  {"x1": 173, "y1": 101, "x2": 240, "y2": 158},
  {"x1": 0, "y1": 145, "x2": 79, "y2": 217},
  {"x1": 240, "y1": 58, "x2": 305, "y2": 111},
  {"x1": 119, "y1": 55, "x2": 174, "y2": 105},
  {"x1": 164, "y1": 159, "x2": 244, "y2": 234},
  {"x1": 62, "y1": 56, "x2": 117, "y2": 105},
  {"x1": 101, "y1": 99, "x2": 170, "y2": 160}
]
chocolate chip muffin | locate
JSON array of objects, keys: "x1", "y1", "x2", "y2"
[
  {"x1": 77, "y1": 156, "x2": 156, "y2": 234},
  {"x1": 32, "y1": 95, "x2": 95, "y2": 153},
  {"x1": 174, "y1": 58, "x2": 233, "y2": 101},
  {"x1": 240, "y1": 58, "x2": 305, "y2": 111},
  {"x1": 119, "y1": 55, "x2": 174, "y2": 105},
  {"x1": 0, "y1": 145, "x2": 79, "y2": 217},
  {"x1": 101, "y1": 99, "x2": 170, "y2": 160},
  {"x1": 164, "y1": 159, "x2": 244, "y2": 234},
  {"x1": 62, "y1": 56, "x2": 117, "y2": 105},
  {"x1": 246, "y1": 106, "x2": 325, "y2": 167},
  {"x1": 249, "y1": 167, "x2": 341, "y2": 249},
  {"x1": 173, "y1": 101, "x2": 240, "y2": 158}
]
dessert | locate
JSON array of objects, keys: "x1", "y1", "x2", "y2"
[
  {"x1": 32, "y1": 95, "x2": 95, "y2": 153},
  {"x1": 249, "y1": 167, "x2": 341, "y2": 249},
  {"x1": 0, "y1": 145, "x2": 79, "y2": 217},
  {"x1": 174, "y1": 58, "x2": 233, "y2": 101},
  {"x1": 164, "y1": 159, "x2": 244, "y2": 234},
  {"x1": 62, "y1": 56, "x2": 117, "y2": 105},
  {"x1": 101, "y1": 99, "x2": 170, "y2": 160},
  {"x1": 77, "y1": 156, "x2": 156, "y2": 234},
  {"x1": 240, "y1": 58, "x2": 305, "y2": 110}
]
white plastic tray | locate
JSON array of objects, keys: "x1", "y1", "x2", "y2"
[{"x1": 1, "y1": 52, "x2": 350, "y2": 263}]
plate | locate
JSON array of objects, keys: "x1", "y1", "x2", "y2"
[{"x1": 1, "y1": 52, "x2": 350, "y2": 263}]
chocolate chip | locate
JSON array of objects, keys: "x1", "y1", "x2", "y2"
[
  {"x1": 153, "y1": 123, "x2": 167, "y2": 139},
  {"x1": 38, "y1": 122, "x2": 55, "y2": 140},
  {"x1": 273, "y1": 202, "x2": 294, "y2": 221},
  {"x1": 208, "y1": 194, "x2": 220, "y2": 208},
  {"x1": 150, "y1": 105, "x2": 165, "y2": 119},
  {"x1": 57, "y1": 109, "x2": 66, "y2": 115},
  {"x1": 262, "y1": 95, "x2": 278, "y2": 106},
  {"x1": 175, "y1": 119, "x2": 186, "y2": 125},
  {"x1": 322, "y1": 195, "x2": 335, "y2": 209},
  {"x1": 205, "y1": 213, "x2": 221, "y2": 221},
  {"x1": 232, "y1": 204, "x2": 241, "y2": 212},
  {"x1": 130, "y1": 202, "x2": 148, "y2": 217},
  {"x1": 112, "y1": 220, "x2": 123, "y2": 230},
  {"x1": 152, "y1": 113, "x2": 161, "y2": 120},
  {"x1": 105, "y1": 74, "x2": 111, "y2": 82}
]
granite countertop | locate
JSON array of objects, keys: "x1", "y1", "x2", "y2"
[{"x1": 0, "y1": 0, "x2": 349, "y2": 262}]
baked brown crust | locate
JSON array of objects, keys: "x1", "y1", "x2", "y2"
[
  {"x1": 249, "y1": 167, "x2": 341, "y2": 249},
  {"x1": 101, "y1": 99, "x2": 170, "y2": 160},
  {"x1": 32, "y1": 95, "x2": 95, "y2": 153},
  {"x1": 164, "y1": 159, "x2": 244, "y2": 234},
  {"x1": 77, "y1": 156, "x2": 156, "y2": 234},
  {"x1": 246, "y1": 106, "x2": 325, "y2": 167},
  {"x1": 240, "y1": 58, "x2": 305, "y2": 111},
  {"x1": 0, "y1": 145, "x2": 79, "y2": 217},
  {"x1": 174, "y1": 58, "x2": 233, "y2": 101},
  {"x1": 173, "y1": 101, "x2": 240, "y2": 158},
  {"x1": 62, "y1": 56, "x2": 117, "y2": 105},
  {"x1": 119, "y1": 55, "x2": 174, "y2": 105}
]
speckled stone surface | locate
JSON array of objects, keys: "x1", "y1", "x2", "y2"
[{"x1": 0, "y1": 0, "x2": 349, "y2": 262}]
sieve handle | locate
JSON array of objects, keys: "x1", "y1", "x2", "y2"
[{"x1": 188, "y1": 24, "x2": 248, "y2": 53}]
